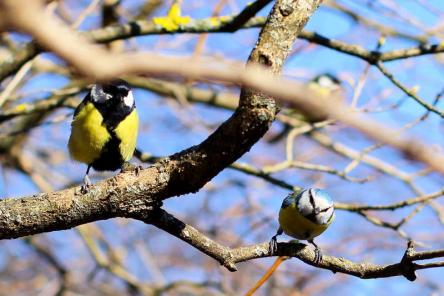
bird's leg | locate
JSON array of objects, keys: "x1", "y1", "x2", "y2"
[
  {"x1": 120, "y1": 161, "x2": 143, "y2": 176},
  {"x1": 134, "y1": 164, "x2": 143, "y2": 176},
  {"x1": 81, "y1": 165, "x2": 92, "y2": 194},
  {"x1": 308, "y1": 239, "x2": 322, "y2": 264},
  {"x1": 269, "y1": 227, "x2": 283, "y2": 254}
]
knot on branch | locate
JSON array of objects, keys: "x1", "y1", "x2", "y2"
[
  {"x1": 279, "y1": 2, "x2": 294, "y2": 16},
  {"x1": 132, "y1": 202, "x2": 164, "y2": 222},
  {"x1": 368, "y1": 50, "x2": 382, "y2": 65},
  {"x1": 400, "y1": 240, "x2": 417, "y2": 281},
  {"x1": 219, "y1": 252, "x2": 238, "y2": 272}
]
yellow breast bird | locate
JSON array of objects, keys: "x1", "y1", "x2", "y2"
[
  {"x1": 68, "y1": 79, "x2": 139, "y2": 193},
  {"x1": 297, "y1": 72, "x2": 343, "y2": 122},
  {"x1": 268, "y1": 73, "x2": 343, "y2": 143},
  {"x1": 270, "y1": 188, "x2": 335, "y2": 263}
]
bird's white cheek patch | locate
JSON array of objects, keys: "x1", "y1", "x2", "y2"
[
  {"x1": 317, "y1": 207, "x2": 334, "y2": 225},
  {"x1": 123, "y1": 91, "x2": 134, "y2": 108},
  {"x1": 297, "y1": 190, "x2": 314, "y2": 216}
]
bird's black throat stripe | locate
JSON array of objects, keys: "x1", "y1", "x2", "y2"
[
  {"x1": 81, "y1": 93, "x2": 134, "y2": 171},
  {"x1": 74, "y1": 93, "x2": 134, "y2": 131},
  {"x1": 88, "y1": 93, "x2": 134, "y2": 131},
  {"x1": 90, "y1": 129, "x2": 124, "y2": 171},
  {"x1": 305, "y1": 189, "x2": 323, "y2": 224}
]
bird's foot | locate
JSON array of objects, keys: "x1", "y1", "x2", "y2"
[
  {"x1": 309, "y1": 240, "x2": 323, "y2": 264},
  {"x1": 80, "y1": 174, "x2": 92, "y2": 194},
  {"x1": 134, "y1": 164, "x2": 143, "y2": 176},
  {"x1": 269, "y1": 235, "x2": 279, "y2": 254},
  {"x1": 269, "y1": 228, "x2": 283, "y2": 254},
  {"x1": 313, "y1": 247, "x2": 323, "y2": 264}
]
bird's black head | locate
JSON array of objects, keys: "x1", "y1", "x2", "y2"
[
  {"x1": 89, "y1": 79, "x2": 135, "y2": 129},
  {"x1": 90, "y1": 79, "x2": 134, "y2": 108}
]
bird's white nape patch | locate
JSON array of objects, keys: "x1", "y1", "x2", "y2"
[
  {"x1": 91, "y1": 84, "x2": 111, "y2": 103},
  {"x1": 123, "y1": 91, "x2": 134, "y2": 108}
]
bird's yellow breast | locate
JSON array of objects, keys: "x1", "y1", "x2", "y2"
[
  {"x1": 308, "y1": 83, "x2": 331, "y2": 97},
  {"x1": 68, "y1": 100, "x2": 139, "y2": 163},
  {"x1": 68, "y1": 101, "x2": 111, "y2": 165},
  {"x1": 279, "y1": 203, "x2": 331, "y2": 240},
  {"x1": 114, "y1": 109, "x2": 139, "y2": 162}
]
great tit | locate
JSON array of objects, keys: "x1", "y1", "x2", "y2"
[
  {"x1": 270, "y1": 188, "x2": 335, "y2": 263},
  {"x1": 68, "y1": 79, "x2": 139, "y2": 192}
]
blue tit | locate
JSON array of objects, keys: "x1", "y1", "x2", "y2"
[
  {"x1": 268, "y1": 73, "x2": 342, "y2": 143},
  {"x1": 309, "y1": 73, "x2": 341, "y2": 97},
  {"x1": 300, "y1": 72, "x2": 342, "y2": 122},
  {"x1": 270, "y1": 188, "x2": 335, "y2": 263},
  {"x1": 68, "y1": 79, "x2": 139, "y2": 193}
]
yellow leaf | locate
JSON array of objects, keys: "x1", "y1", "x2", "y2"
[{"x1": 153, "y1": 3, "x2": 191, "y2": 31}]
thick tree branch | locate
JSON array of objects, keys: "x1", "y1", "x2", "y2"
[{"x1": 0, "y1": 0, "x2": 321, "y2": 239}]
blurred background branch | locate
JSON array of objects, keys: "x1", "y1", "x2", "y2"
[{"x1": 0, "y1": 0, "x2": 443, "y2": 295}]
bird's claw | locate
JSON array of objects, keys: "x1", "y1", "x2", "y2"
[
  {"x1": 313, "y1": 246, "x2": 323, "y2": 264},
  {"x1": 80, "y1": 174, "x2": 92, "y2": 194},
  {"x1": 134, "y1": 165, "x2": 143, "y2": 176},
  {"x1": 308, "y1": 239, "x2": 323, "y2": 264},
  {"x1": 269, "y1": 235, "x2": 278, "y2": 254},
  {"x1": 269, "y1": 228, "x2": 283, "y2": 254}
]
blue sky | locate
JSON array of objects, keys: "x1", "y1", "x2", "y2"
[{"x1": 1, "y1": 0, "x2": 444, "y2": 294}]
